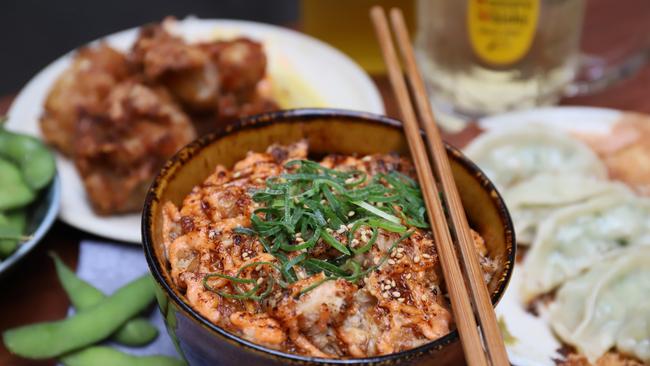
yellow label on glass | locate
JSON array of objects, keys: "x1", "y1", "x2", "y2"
[{"x1": 468, "y1": 0, "x2": 539, "y2": 66}]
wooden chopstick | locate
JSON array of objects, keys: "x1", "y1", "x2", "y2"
[
  {"x1": 388, "y1": 8, "x2": 510, "y2": 366},
  {"x1": 370, "y1": 6, "x2": 508, "y2": 366}
]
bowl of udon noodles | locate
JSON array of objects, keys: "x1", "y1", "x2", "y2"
[{"x1": 142, "y1": 109, "x2": 515, "y2": 365}]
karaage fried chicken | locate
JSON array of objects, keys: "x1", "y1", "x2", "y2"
[
  {"x1": 39, "y1": 18, "x2": 280, "y2": 216},
  {"x1": 40, "y1": 44, "x2": 130, "y2": 156},
  {"x1": 130, "y1": 20, "x2": 277, "y2": 118},
  {"x1": 74, "y1": 81, "x2": 196, "y2": 215}
]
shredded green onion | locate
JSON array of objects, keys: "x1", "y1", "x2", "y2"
[{"x1": 203, "y1": 158, "x2": 429, "y2": 298}]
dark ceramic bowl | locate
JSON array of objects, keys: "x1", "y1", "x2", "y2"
[{"x1": 142, "y1": 109, "x2": 515, "y2": 366}]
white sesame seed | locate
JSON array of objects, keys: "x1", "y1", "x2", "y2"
[
  {"x1": 391, "y1": 280, "x2": 396, "y2": 287},
  {"x1": 422, "y1": 253, "x2": 432, "y2": 259},
  {"x1": 405, "y1": 273, "x2": 412, "y2": 280},
  {"x1": 398, "y1": 298, "x2": 405, "y2": 303},
  {"x1": 257, "y1": 277, "x2": 264, "y2": 285},
  {"x1": 233, "y1": 171, "x2": 242, "y2": 178},
  {"x1": 396, "y1": 253, "x2": 404, "y2": 259},
  {"x1": 351, "y1": 239, "x2": 360, "y2": 246},
  {"x1": 413, "y1": 256, "x2": 421, "y2": 263},
  {"x1": 374, "y1": 257, "x2": 380, "y2": 265},
  {"x1": 388, "y1": 259, "x2": 396, "y2": 265},
  {"x1": 295, "y1": 232, "x2": 302, "y2": 237},
  {"x1": 421, "y1": 294, "x2": 427, "y2": 301},
  {"x1": 326, "y1": 228, "x2": 333, "y2": 233},
  {"x1": 392, "y1": 291, "x2": 401, "y2": 297},
  {"x1": 256, "y1": 265, "x2": 262, "y2": 271},
  {"x1": 347, "y1": 211, "x2": 355, "y2": 217},
  {"x1": 382, "y1": 292, "x2": 390, "y2": 299},
  {"x1": 320, "y1": 199, "x2": 326, "y2": 204},
  {"x1": 397, "y1": 247, "x2": 405, "y2": 253}
]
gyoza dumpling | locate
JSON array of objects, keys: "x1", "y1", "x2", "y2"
[
  {"x1": 616, "y1": 301, "x2": 650, "y2": 363},
  {"x1": 505, "y1": 175, "x2": 628, "y2": 244},
  {"x1": 549, "y1": 246, "x2": 650, "y2": 363},
  {"x1": 464, "y1": 125, "x2": 607, "y2": 189},
  {"x1": 521, "y1": 188, "x2": 650, "y2": 301}
]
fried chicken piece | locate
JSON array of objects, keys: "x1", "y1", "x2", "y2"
[
  {"x1": 130, "y1": 20, "x2": 219, "y2": 111},
  {"x1": 129, "y1": 19, "x2": 277, "y2": 119},
  {"x1": 199, "y1": 38, "x2": 267, "y2": 96},
  {"x1": 74, "y1": 81, "x2": 196, "y2": 215},
  {"x1": 40, "y1": 44, "x2": 130, "y2": 156}
]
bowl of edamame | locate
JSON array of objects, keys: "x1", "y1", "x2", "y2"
[{"x1": 0, "y1": 120, "x2": 59, "y2": 277}]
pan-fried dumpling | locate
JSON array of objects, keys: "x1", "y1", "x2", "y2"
[
  {"x1": 616, "y1": 301, "x2": 650, "y2": 363},
  {"x1": 521, "y1": 188, "x2": 650, "y2": 301},
  {"x1": 549, "y1": 247, "x2": 650, "y2": 363},
  {"x1": 505, "y1": 175, "x2": 628, "y2": 244},
  {"x1": 464, "y1": 125, "x2": 607, "y2": 189}
]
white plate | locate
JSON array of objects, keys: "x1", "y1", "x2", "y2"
[
  {"x1": 478, "y1": 106, "x2": 622, "y2": 135},
  {"x1": 6, "y1": 17, "x2": 384, "y2": 244},
  {"x1": 481, "y1": 107, "x2": 626, "y2": 366}
]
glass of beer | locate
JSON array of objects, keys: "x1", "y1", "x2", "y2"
[{"x1": 301, "y1": 0, "x2": 416, "y2": 74}]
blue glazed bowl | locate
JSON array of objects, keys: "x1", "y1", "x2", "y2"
[
  {"x1": 0, "y1": 175, "x2": 60, "y2": 277},
  {"x1": 142, "y1": 109, "x2": 515, "y2": 365}
]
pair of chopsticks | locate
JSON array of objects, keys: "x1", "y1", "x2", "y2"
[{"x1": 370, "y1": 7, "x2": 509, "y2": 366}]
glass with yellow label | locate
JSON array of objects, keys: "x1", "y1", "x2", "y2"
[{"x1": 415, "y1": 0, "x2": 649, "y2": 130}]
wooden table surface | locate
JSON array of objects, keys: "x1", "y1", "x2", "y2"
[{"x1": 1, "y1": 1, "x2": 649, "y2": 364}]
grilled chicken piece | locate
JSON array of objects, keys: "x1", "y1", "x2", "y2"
[
  {"x1": 40, "y1": 44, "x2": 130, "y2": 156},
  {"x1": 74, "y1": 81, "x2": 196, "y2": 215},
  {"x1": 272, "y1": 274, "x2": 357, "y2": 357},
  {"x1": 321, "y1": 152, "x2": 416, "y2": 177},
  {"x1": 230, "y1": 312, "x2": 287, "y2": 349}
]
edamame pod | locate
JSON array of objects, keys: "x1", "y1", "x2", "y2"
[
  {"x1": 60, "y1": 346, "x2": 186, "y2": 366},
  {"x1": 51, "y1": 254, "x2": 159, "y2": 346},
  {"x1": 112, "y1": 318, "x2": 159, "y2": 346},
  {"x1": 0, "y1": 211, "x2": 27, "y2": 258},
  {"x1": 2, "y1": 274, "x2": 155, "y2": 359},
  {"x1": 0, "y1": 158, "x2": 34, "y2": 210},
  {"x1": 0, "y1": 127, "x2": 56, "y2": 190}
]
